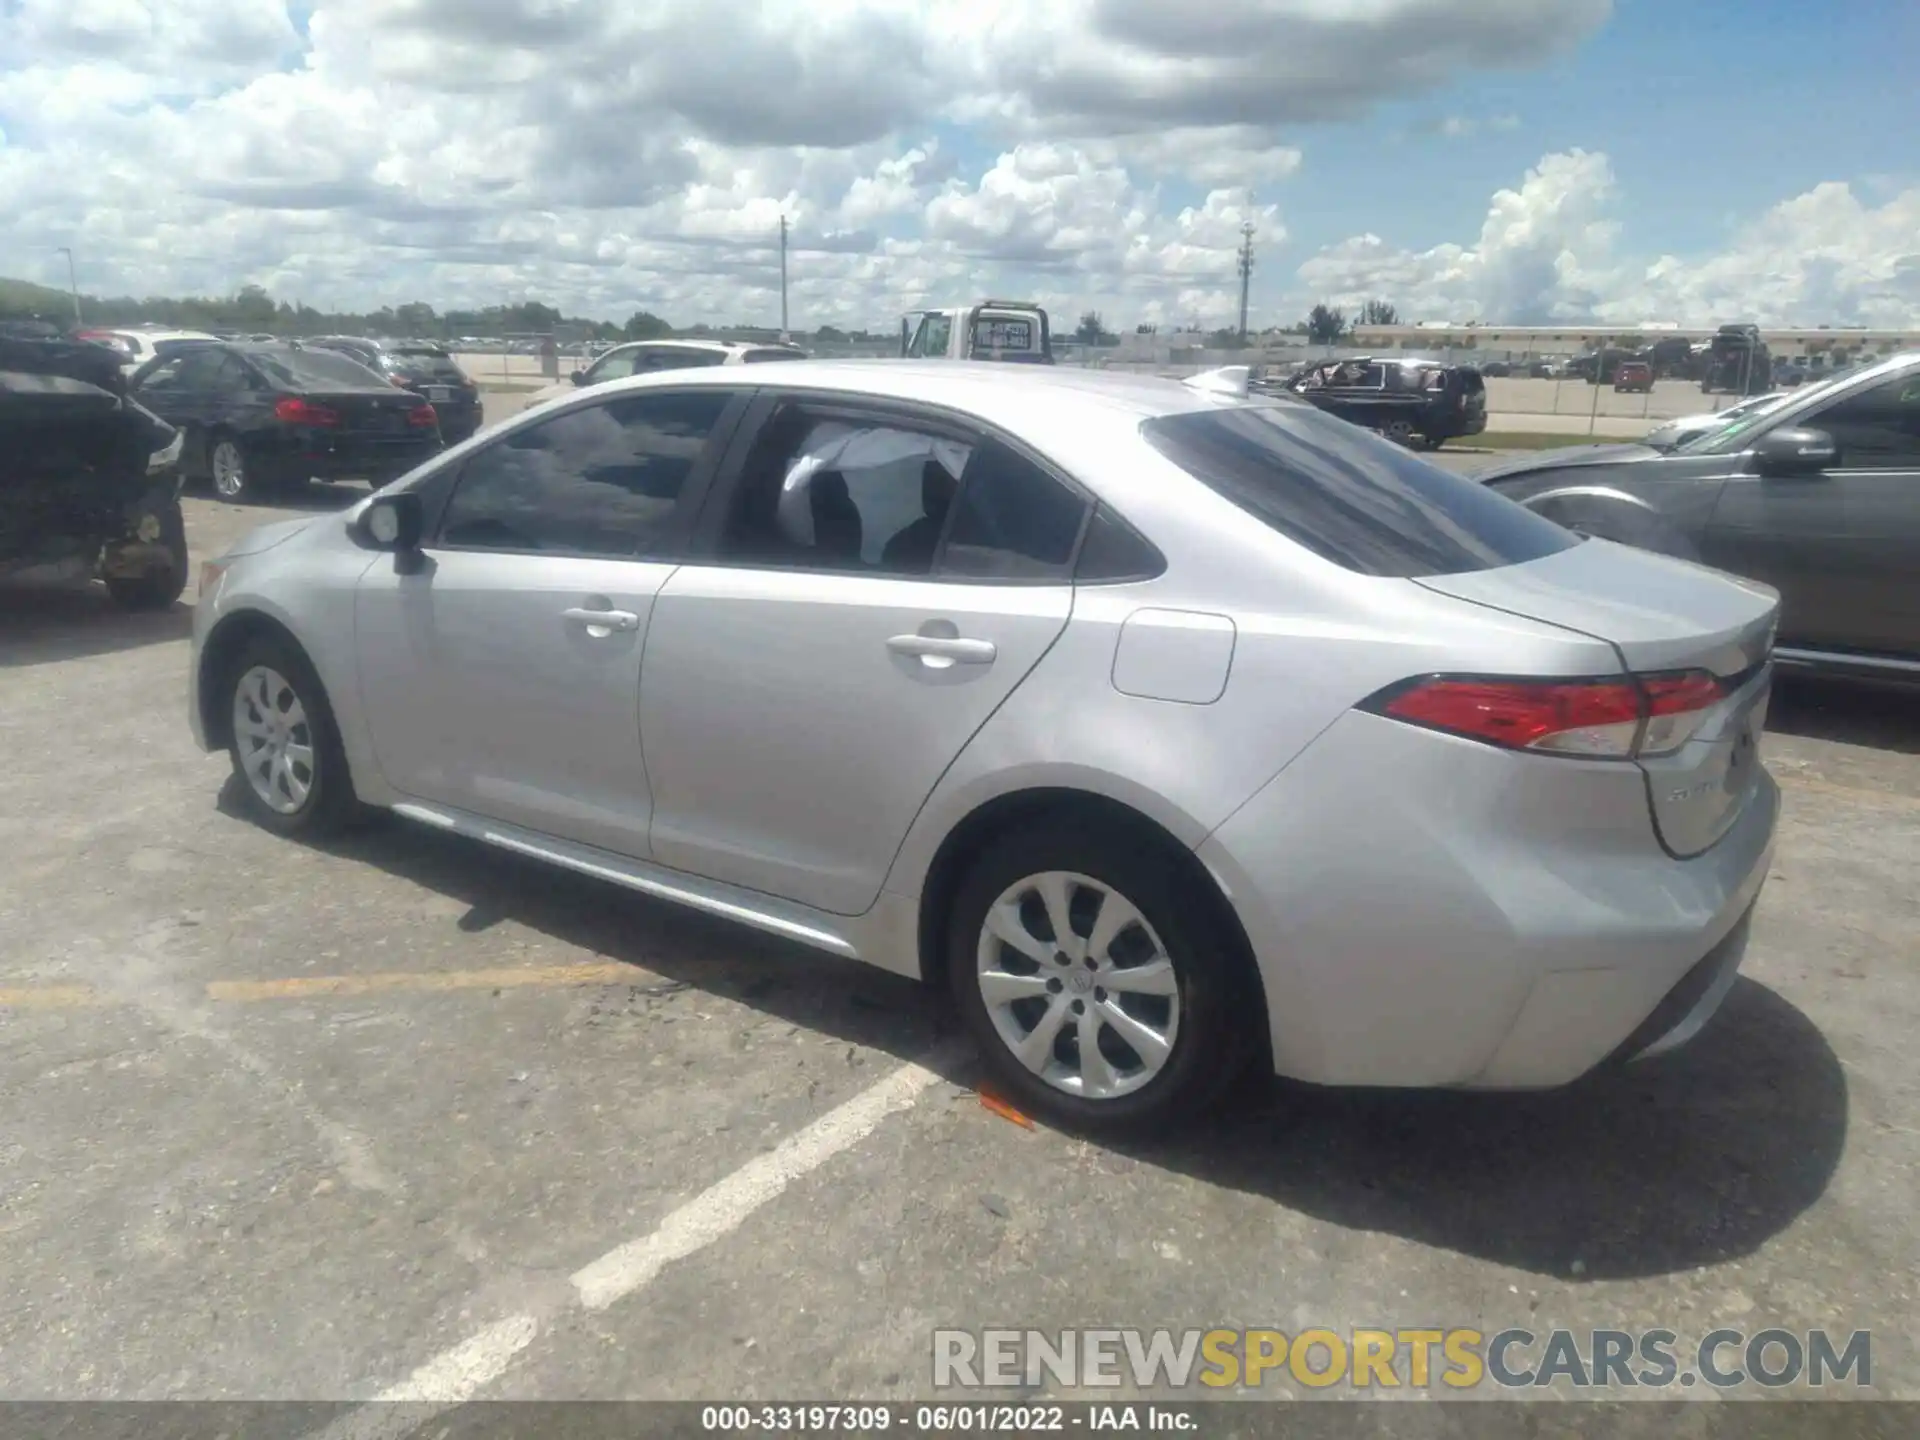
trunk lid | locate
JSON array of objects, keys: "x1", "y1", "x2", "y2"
[{"x1": 1415, "y1": 537, "x2": 1779, "y2": 858}]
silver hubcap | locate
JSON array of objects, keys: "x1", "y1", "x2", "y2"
[
  {"x1": 212, "y1": 441, "x2": 245, "y2": 499},
  {"x1": 233, "y1": 666, "x2": 315, "y2": 815},
  {"x1": 975, "y1": 871, "x2": 1181, "y2": 1101}
]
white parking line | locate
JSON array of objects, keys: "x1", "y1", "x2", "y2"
[{"x1": 314, "y1": 1044, "x2": 958, "y2": 1438}]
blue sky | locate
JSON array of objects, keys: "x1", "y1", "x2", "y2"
[{"x1": 3, "y1": 0, "x2": 1916, "y2": 328}]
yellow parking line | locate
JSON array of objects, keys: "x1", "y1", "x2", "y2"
[
  {"x1": 205, "y1": 961, "x2": 647, "y2": 1003},
  {"x1": 0, "y1": 985, "x2": 102, "y2": 1010}
]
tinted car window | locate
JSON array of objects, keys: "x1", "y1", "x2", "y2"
[
  {"x1": 140, "y1": 346, "x2": 231, "y2": 389},
  {"x1": 1806, "y1": 372, "x2": 1920, "y2": 470},
  {"x1": 387, "y1": 348, "x2": 467, "y2": 382},
  {"x1": 742, "y1": 348, "x2": 805, "y2": 364},
  {"x1": 585, "y1": 348, "x2": 645, "y2": 383},
  {"x1": 437, "y1": 391, "x2": 732, "y2": 558},
  {"x1": 645, "y1": 348, "x2": 726, "y2": 371},
  {"x1": 249, "y1": 348, "x2": 389, "y2": 389},
  {"x1": 719, "y1": 408, "x2": 971, "y2": 575},
  {"x1": 938, "y1": 439, "x2": 1087, "y2": 580},
  {"x1": 1140, "y1": 403, "x2": 1578, "y2": 577}
]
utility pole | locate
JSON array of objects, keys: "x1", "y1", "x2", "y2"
[
  {"x1": 779, "y1": 215, "x2": 790, "y2": 342},
  {"x1": 1236, "y1": 209, "x2": 1255, "y2": 344},
  {"x1": 57, "y1": 247, "x2": 81, "y2": 325}
]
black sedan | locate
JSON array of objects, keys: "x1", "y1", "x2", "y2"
[
  {"x1": 1476, "y1": 351, "x2": 1920, "y2": 681},
  {"x1": 307, "y1": 336, "x2": 484, "y2": 443},
  {"x1": 128, "y1": 341, "x2": 444, "y2": 503}
]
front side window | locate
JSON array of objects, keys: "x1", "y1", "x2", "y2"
[
  {"x1": 585, "y1": 348, "x2": 643, "y2": 384},
  {"x1": 1804, "y1": 372, "x2": 1920, "y2": 470},
  {"x1": 436, "y1": 391, "x2": 733, "y2": 558},
  {"x1": 1141, "y1": 402, "x2": 1578, "y2": 577},
  {"x1": 907, "y1": 314, "x2": 952, "y2": 359}
]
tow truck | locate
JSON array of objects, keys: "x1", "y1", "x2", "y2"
[{"x1": 899, "y1": 301, "x2": 1054, "y2": 363}]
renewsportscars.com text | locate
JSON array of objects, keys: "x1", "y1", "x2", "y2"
[{"x1": 933, "y1": 1327, "x2": 1872, "y2": 1391}]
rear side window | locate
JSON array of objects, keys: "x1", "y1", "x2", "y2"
[
  {"x1": 1140, "y1": 404, "x2": 1577, "y2": 577},
  {"x1": 938, "y1": 439, "x2": 1087, "y2": 580},
  {"x1": 250, "y1": 349, "x2": 387, "y2": 389},
  {"x1": 389, "y1": 348, "x2": 465, "y2": 381},
  {"x1": 743, "y1": 348, "x2": 805, "y2": 364}
]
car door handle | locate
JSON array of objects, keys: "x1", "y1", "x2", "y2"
[
  {"x1": 887, "y1": 633, "x2": 996, "y2": 664},
  {"x1": 562, "y1": 607, "x2": 640, "y2": 633}
]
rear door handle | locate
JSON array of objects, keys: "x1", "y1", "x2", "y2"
[
  {"x1": 562, "y1": 606, "x2": 640, "y2": 633},
  {"x1": 887, "y1": 633, "x2": 996, "y2": 664}
]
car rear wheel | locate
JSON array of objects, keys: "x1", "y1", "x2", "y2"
[
  {"x1": 947, "y1": 823, "x2": 1250, "y2": 1135},
  {"x1": 223, "y1": 637, "x2": 363, "y2": 836},
  {"x1": 1380, "y1": 418, "x2": 1418, "y2": 447},
  {"x1": 209, "y1": 436, "x2": 256, "y2": 502}
]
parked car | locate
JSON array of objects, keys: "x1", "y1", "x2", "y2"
[
  {"x1": 307, "y1": 337, "x2": 485, "y2": 443},
  {"x1": 1477, "y1": 351, "x2": 1920, "y2": 682},
  {"x1": 1287, "y1": 356, "x2": 1488, "y2": 448},
  {"x1": 129, "y1": 340, "x2": 443, "y2": 503},
  {"x1": 1640, "y1": 391, "x2": 1786, "y2": 452},
  {"x1": 2, "y1": 334, "x2": 189, "y2": 609},
  {"x1": 527, "y1": 338, "x2": 807, "y2": 406},
  {"x1": 74, "y1": 326, "x2": 219, "y2": 377},
  {"x1": 1613, "y1": 360, "x2": 1654, "y2": 393},
  {"x1": 188, "y1": 361, "x2": 1778, "y2": 1133}
]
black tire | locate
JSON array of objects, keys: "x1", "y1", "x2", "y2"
[
  {"x1": 945, "y1": 820, "x2": 1253, "y2": 1136},
  {"x1": 103, "y1": 501, "x2": 188, "y2": 611},
  {"x1": 221, "y1": 635, "x2": 366, "y2": 836}
]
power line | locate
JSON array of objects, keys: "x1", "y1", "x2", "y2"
[{"x1": 779, "y1": 215, "x2": 789, "y2": 341}]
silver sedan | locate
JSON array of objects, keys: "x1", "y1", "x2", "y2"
[{"x1": 189, "y1": 361, "x2": 1781, "y2": 1134}]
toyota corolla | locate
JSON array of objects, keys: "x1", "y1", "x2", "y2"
[{"x1": 189, "y1": 361, "x2": 1780, "y2": 1134}]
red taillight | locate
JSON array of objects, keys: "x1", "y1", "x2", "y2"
[
  {"x1": 408, "y1": 403, "x2": 438, "y2": 427},
  {"x1": 273, "y1": 396, "x2": 340, "y2": 426},
  {"x1": 1369, "y1": 670, "x2": 1725, "y2": 759}
]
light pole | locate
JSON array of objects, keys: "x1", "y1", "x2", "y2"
[
  {"x1": 57, "y1": 247, "x2": 81, "y2": 325},
  {"x1": 779, "y1": 215, "x2": 790, "y2": 342}
]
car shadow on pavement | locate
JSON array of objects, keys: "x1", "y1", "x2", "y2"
[
  {"x1": 1124, "y1": 977, "x2": 1847, "y2": 1282},
  {"x1": 259, "y1": 791, "x2": 1846, "y2": 1285},
  {"x1": 0, "y1": 584, "x2": 193, "y2": 667},
  {"x1": 1767, "y1": 673, "x2": 1920, "y2": 754}
]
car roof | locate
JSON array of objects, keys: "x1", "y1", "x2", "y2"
[
  {"x1": 577, "y1": 358, "x2": 1233, "y2": 433},
  {"x1": 615, "y1": 338, "x2": 798, "y2": 356}
]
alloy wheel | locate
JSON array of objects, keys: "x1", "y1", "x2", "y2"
[
  {"x1": 232, "y1": 665, "x2": 315, "y2": 815},
  {"x1": 974, "y1": 870, "x2": 1181, "y2": 1101},
  {"x1": 211, "y1": 440, "x2": 246, "y2": 500}
]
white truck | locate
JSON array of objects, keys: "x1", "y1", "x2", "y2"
[{"x1": 899, "y1": 300, "x2": 1055, "y2": 364}]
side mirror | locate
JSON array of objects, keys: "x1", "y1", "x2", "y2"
[
  {"x1": 360, "y1": 492, "x2": 424, "y2": 552},
  {"x1": 1753, "y1": 426, "x2": 1838, "y2": 478},
  {"x1": 569, "y1": 369, "x2": 586, "y2": 386}
]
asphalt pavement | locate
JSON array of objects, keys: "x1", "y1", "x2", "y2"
[{"x1": 1, "y1": 425, "x2": 1916, "y2": 1416}]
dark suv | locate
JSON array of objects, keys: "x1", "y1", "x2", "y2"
[
  {"x1": 308, "y1": 337, "x2": 484, "y2": 443},
  {"x1": 1287, "y1": 357, "x2": 1488, "y2": 449}
]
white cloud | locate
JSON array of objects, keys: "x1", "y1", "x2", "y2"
[{"x1": 0, "y1": 0, "x2": 1913, "y2": 332}]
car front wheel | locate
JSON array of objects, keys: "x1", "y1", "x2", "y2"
[
  {"x1": 223, "y1": 637, "x2": 363, "y2": 835},
  {"x1": 947, "y1": 823, "x2": 1250, "y2": 1135}
]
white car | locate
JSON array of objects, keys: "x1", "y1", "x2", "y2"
[
  {"x1": 1640, "y1": 392, "x2": 1785, "y2": 451},
  {"x1": 527, "y1": 338, "x2": 806, "y2": 405},
  {"x1": 79, "y1": 327, "x2": 220, "y2": 377}
]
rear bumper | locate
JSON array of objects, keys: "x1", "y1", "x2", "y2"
[
  {"x1": 261, "y1": 440, "x2": 440, "y2": 484},
  {"x1": 1197, "y1": 708, "x2": 1778, "y2": 1089}
]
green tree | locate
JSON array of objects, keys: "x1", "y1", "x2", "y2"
[
  {"x1": 1305, "y1": 303, "x2": 1347, "y2": 344},
  {"x1": 394, "y1": 301, "x2": 438, "y2": 336},
  {"x1": 1358, "y1": 299, "x2": 1399, "y2": 327},
  {"x1": 623, "y1": 310, "x2": 673, "y2": 340},
  {"x1": 1074, "y1": 311, "x2": 1111, "y2": 345}
]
